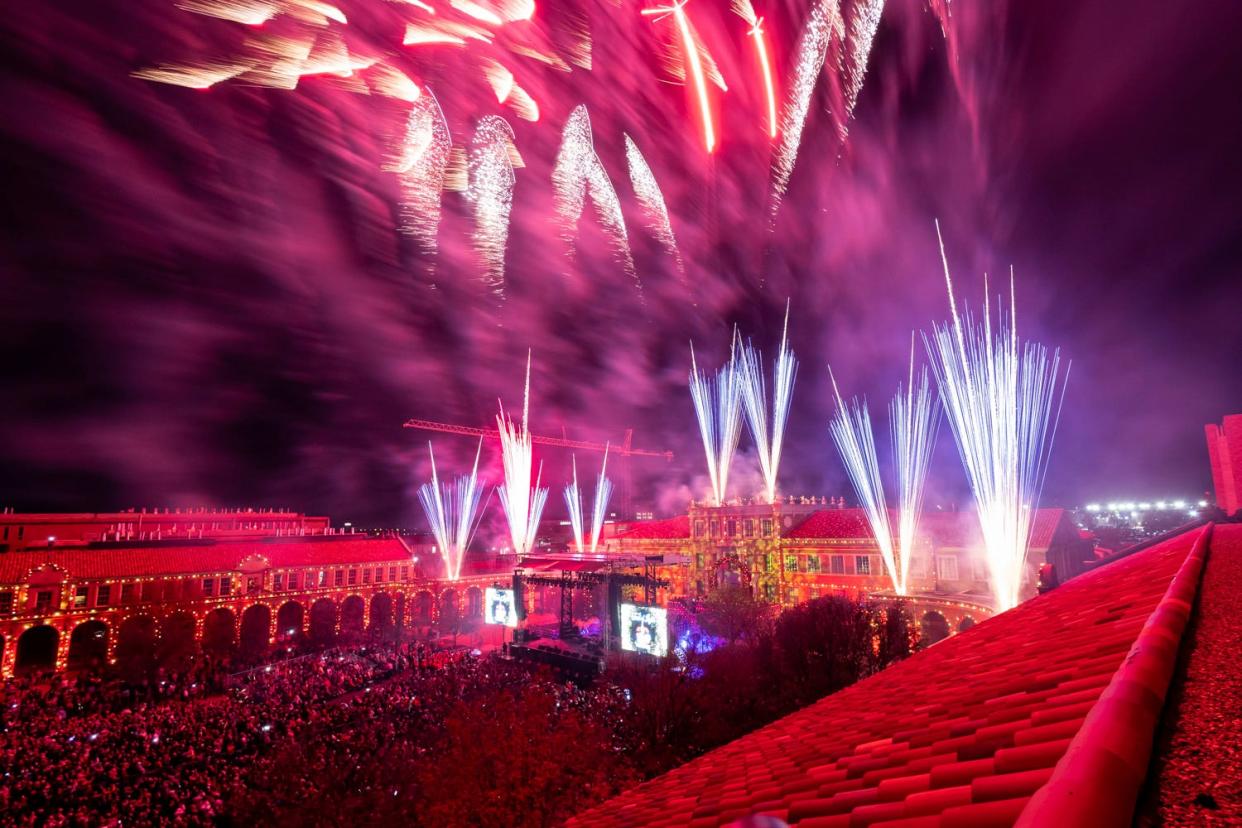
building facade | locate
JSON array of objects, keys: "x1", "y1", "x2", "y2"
[
  {"x1": 1206, "y1": 414, "x2": 1242, "y2": 516},
  {"x1": 0, "y1": 511, "x2": 509, "y2": 677},
  {"x1": 606, "y1": 499, "x2": 1093, "y2": 638}
]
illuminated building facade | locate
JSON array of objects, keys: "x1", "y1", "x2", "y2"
[
  {"x1": 0, "y1": 510, "x2": 504, "y2": 677},
  {"x1": 1206, "y1": 414, "x2": 1242, "y2": 515},
  {"x1": 607, "y1": 499, "x2": 1092, "y2": 636}
]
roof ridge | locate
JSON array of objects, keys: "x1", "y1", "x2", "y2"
[{"x1": 1016, "y1": 523, "x2": 1212, "y2": 826}]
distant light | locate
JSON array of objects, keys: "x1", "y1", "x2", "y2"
[
  {"x1": 1085, "y1": 504, "x2": 1101, "y2": 512},
  {"x1": 1155, "y1": 501, "x2": 1166, "y2": 509},
  {"x1": 48, "y1": 536, "x2": 56, "y2": 543},
  {"x1": 1138, "y1": 502, "x2": 1151, "y2": 510},
  {"x1": 1106, "y1": 502, "x2": 1118, "y2": 511},
  {"x1": 1188, "y1": 510, "x2": 1199, "y2": 517},
  {"x1": 262, "y1": 724, "x2": 272, "y2": 732},
  {"x1": 1173, "y1": 500, "x2": 1186, "y2": 509},
  {"x1": 1198, "y1": 500, "x2": 1208, "y2": 507}
]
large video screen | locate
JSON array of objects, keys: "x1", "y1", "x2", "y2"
[
  {"x1": 619, "y1": 603, "x2": 668, "y2": 657},
  {"x1": 485, "y1": 587, "x2": 519, "y2": 628}
]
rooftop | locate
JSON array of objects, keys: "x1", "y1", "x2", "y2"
[
  {"x1": 0, "y1": 535, "x2": 415, "y2": 583},
  {"x1": 572, "y1": 523, "x2": 1214, "y2": 827}
]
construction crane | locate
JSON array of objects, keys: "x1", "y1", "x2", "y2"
[{"x1": 402, "y1": 418, "x2": 673, "y2": 517}]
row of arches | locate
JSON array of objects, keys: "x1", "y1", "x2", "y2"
[{"x1": 4, "y1": 586, "x2": 489, "y2": 675}]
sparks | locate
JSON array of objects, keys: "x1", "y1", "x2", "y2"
[
  {"x1": 465, "y1": 116, "x2": 519, "y2": 296},
  {"x1": 843, "y1": 0, "x2": 884, "y2": 117},
  {"x1": 552, "y1": 105, "x2": 637, "y2": 283},
  {"x1": 561, "y1": 450, "x2": 612, "y2": 556},
  {"x1": 889, "y1": 335, "x2": 940, "y2": 595},
  {"x1": 564, "y1": 455, "x2": 587, "y2": 555},
  {"x1": 689, "y1": 338, "x2": 744, "y2": 506},
  {"x1": 386, "y1": 88, "x2": 451, "y2": 261},
  {"x1": 731, "y1": 0, "x2": 777, "y2": 138},
  {"x1": 416, "y1": 440, "x2": 489, "y2": 581},
  {"x1": 642, "y1": 0, "x2": 717, "y2": 152},
  {"x1": 624, "y1": 134, "x2": 683, "y2": 276},
  {"x1": 496, "y1": 352, "x2": 550, "y2": 556},
  {"x1": 739, "y1": 301, "x2": 798, "y2": 504},
  {"x1": 923, "y1": 221, "x2": 1070, "y2": 610},
  {"x1": 829, "y1": 368, "x2": 899, "y2": 594},
  {"x1": 771, "y1": 0, "x2": 842, "y2": 215},
  {"x1": 588, "y1": 445, "x2": 613, "y2": 553}
]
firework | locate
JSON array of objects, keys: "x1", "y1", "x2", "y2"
[
  {"x1": 496, "y1": 351, "x2": 550, "y2": 555},
  {"x1": 624, "y1": 134, "x2": 683, "y2": 276},
  {"x1": 770, "y1": 0, "x2": 842, "y2": 215},
  {"x1": 552, "y1": 105, "x2": 637, "y2": 282},
  {"x1": 843, "y1": 0, "x2": 884, "y2": 118},
  {"x1": 923, "y1": 222, "x2": 1070, "y2": 610},
  {"x1": 731, "y1": 0, "x2": 777, "y2": 138},
  {"x1": 386, "y1": 89, "x2": 451, "y2": 263},
  {"x1": 416, "y1": 440, "x2": 489, "y2": 581},
  {"x1": 739, "y1": 301, "x2": 798, "y2": 503},
  {"x1": 563, "y1": 448, "x2": 612, "y2": 555},
  {"x1": 828, "y1": 369, "x2": 899, "y2": 593},
  {"x1": 466, "y1": 116, "x2": 521, "y2": 295},
  {"x1": 589, "y1": 445, "x2": 614, "y2": 553},
  {"x1": 642, "y1": 0, "x2": 717, "y2": 152},
  {"x1": 564, "y1": 456, "x2": 587, "y2": 555},
  {"x1": 889, "y1": 335, "x2": 940, "y2": 595},
  {"x1": 689, "y1": 338, "x2": 744, "y2": 506}
]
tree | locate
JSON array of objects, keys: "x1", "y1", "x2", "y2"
[
  {"x1": 417, "y1": 686, "x2": 638, "y2": 827},
  {"x1": 698, "y1": 585, "x2": 770, "y2": 643}
]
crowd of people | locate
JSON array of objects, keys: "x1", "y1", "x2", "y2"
[
  {"x1": 0, "y1": 640, "x2": 633, "y2": 826},
  {"x1": 0, "y1": 593, "x2": 915, "y2": 826}
]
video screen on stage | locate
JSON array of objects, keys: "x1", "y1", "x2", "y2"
[
  {"x1": 619, "y1": 603, "x2": 668, "y2": 657},
  {"x1": 485, "y1": 587, "x2": 519, "y2": 628}
]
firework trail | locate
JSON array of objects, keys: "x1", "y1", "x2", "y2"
[
  {"x1": 642, "y1": 0, "x2": 718, "y2": 153},
  {"x1": 552, "y1": 105, "x2": 638, "y2": 283},
  {"x1": 770, "y1": 0, "x2": 884, "y2": 217},
  {"x1": 416, "y1": 439, "x2": 489, "y2": 581},
  {"x1": 564, "y1": 455, "x2": 587, "y2": 555},
  {"x1": 829, "y1": 368, "x2": 899, "y2": 593},
  {"x1": 386, "y1": 89, "x2": 452, "y2": 264},
  {"x1": 563, "y1": 447, "x2": 613, "y2": 554},
  {"x1": 496, "y1": 351, "x2": 550, "y2": 555},
  {"x1": 770, "y1": 0, "x2": 843, "y2": 216},
  {"x1": 843, "y1": 0, "x2": 885, "y2": 119},
  {"x1": 465, "y1": 116, "x2": 521, "y2": 296},
  {"x1": 923, "y1": 222, "x2": 1070, "y2": 610},
  {"x1": 731, "y1": 0, "x2": 777, "y2": 139},
  {"x1": 889, "y1": 335, "x2": 939, "y2": 595},
  {"x1": 588, "y1": 446, "x2": 613, "y2": 552},
  {"x1": 739, "y1": 301, "x2": 798, "y2": 503},
  {"x1": 689, "y1": 337, "x2": 744, "y2": 506},
  {"x1": 624, "y1": 134, "x2": 683, "y2": 276}
]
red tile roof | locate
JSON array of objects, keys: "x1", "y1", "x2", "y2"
[
  {"x1": 570, "y1": 524, "x2": 1211, "y2": 828},
  {"x1": 615, "y1": 516, "x2": 691, "y2": 540},
  {"x1": 0, "y1": 537, "x2": 413, "y2": 583},
  {"x1": 783, "y1": 510, "x2": 874, "y2": 539}
]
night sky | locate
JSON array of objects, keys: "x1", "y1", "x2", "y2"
[{"x1": 1, "y1": 0, "x2": 1239, "y2": 528}]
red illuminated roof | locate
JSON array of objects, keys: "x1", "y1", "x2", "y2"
[
  {"x1": 615, "y1": 516, "x2": 691, "y2": 540},
  {"x1": 571, "y1": 524, "x2": 1211, "y2": 827},
  {"x1": 0, "y1": 537, "x2": 414, "y2": 584},
  {"x1": 783, "y1": 509, "x2": 874, "y2": 539}
]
